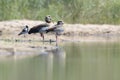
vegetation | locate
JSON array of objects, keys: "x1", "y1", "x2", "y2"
[{"x1": 0, "y1": 0, "x2": 120, "y2": 24}]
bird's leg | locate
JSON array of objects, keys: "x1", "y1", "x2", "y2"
[
  {"x1": 24, "y1": 34, "x2": 26, "y2": 37},
  {"x1": 42, "y1": 34, "x2": 44, "y2": 41},
  {"x1": 49, "y1": 39, "x2": 52, "y2": 44},
  {"x1": 55, "y1": 35, "x2": 59, "y2": 47},
  {"x1": 40, "y1": 33, "x2": 42, "y2": 39},
  {"x1": 56, "y1": 35, "x2": 58, "y2": 42},
  {"x1": 56, "y1": 42, "x2": 58, "y2": 47},
  {"x1": 40, "y1": 33, "x2": 44, "y2": 41}
]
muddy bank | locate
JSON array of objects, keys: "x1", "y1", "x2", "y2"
[
  {"x1": 64, "y1": 24, "x2": 120, "y2": 36},
  {"x1": 0, "y1": 43, "x2": 61, "y2": 60},
  {"x1": 0, "y1": 20, "x2": 120, "y2": 37},
  {"x1": 0, "y1": 20, "x2": 120, "y2": 58},
  {"x1": 0, "y1": 20, "x2": 120, "y2": 45}
]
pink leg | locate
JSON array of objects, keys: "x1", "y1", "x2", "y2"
[
  {"x1": 42, "y1": 34, "x2": 44, "y2": 41},
  {"x1": 24, "y1": 34, "x2": 25, "y2": 37},
  {"x1": 40, "y1": 33, "x2": 42, "y2": 37},
  {"x1": 56, "y1": 35, "x2": 58, "y2": 42},
  {"x1": 40, "y1": 33, "x2": 44, "y2": 41}
]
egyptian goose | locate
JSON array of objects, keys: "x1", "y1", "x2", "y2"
[
  {"x1": 46, "y1": 21, "x2": 64, "y2": 42},
  {"x1": 28, "y1": 15, "x2": 52, "y2": 41},
  {"x1": 18, "y1": 25, "x2": 29, "y2": 37}
]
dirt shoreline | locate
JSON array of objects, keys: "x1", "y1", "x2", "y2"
[
  {"x1": 0, "y1": 20, "x2": 120, "y2": 36},
  {"x1": 0, "y1": 20, "x2": 120, "y2": 41},
  {"x1": 0, "y1": 20, "x2": 120, "y2": 58}
]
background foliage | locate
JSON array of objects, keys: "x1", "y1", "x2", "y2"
[{"x1": 0, "y1": 0, "x2": 120, "y2": 24}]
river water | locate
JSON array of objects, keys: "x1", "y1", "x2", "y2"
[{"x1": 0, "y1": 42, "x2": 120, "y2": 80}]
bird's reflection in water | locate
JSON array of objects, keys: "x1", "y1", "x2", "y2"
[
  {"x1": 40, "y1": 42, "x2": 66, "y2": 80},
  {"x1": 51, "y1": 46, "x2": 66, "y2": 80}
]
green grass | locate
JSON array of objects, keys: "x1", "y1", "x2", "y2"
[{"x1": 0, "y1": 0, "x2": 120, "y2": 24}]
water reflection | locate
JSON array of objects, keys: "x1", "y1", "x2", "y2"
[
  {"x1": 1, "y1": 42, "x2": 120, "y2": 80},
  {"x1": 35, "y1": 44, "x2": 66, "y2": 80},
  {"x1": 43, "y1": 45, "x2": 66, "y2": 80}
]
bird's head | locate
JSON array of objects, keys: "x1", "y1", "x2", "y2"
[
  {"x1": 57, "y1": 21, "x2": 64, "y2": 25},
  {"x1": 45, "y1": 15, "x2": 52, "y2": 23},
  {"x1": 25, "y1": 25, "x2": 29, "y2": 28}
]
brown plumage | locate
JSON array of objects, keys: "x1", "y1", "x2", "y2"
[
  {"x1": 28, "y1": 24, "x2": 49, "y2": 34},
  {"x1": 46, "y1": 27, "x2": 57, "y2": 33},
  {"x1": 28, "y1": 15, "x2": 52, "y2": 41},
  {"x1": 46, "y1": 21, "x2": 64, "y2": 42},
  {"x1": 28, "y1": 23, "x2": 50, "y2": 41},
  {"x1": 46, "y1": 21, "x2": 64, "y2": 33}
]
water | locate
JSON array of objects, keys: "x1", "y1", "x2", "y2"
[{"x1": 0, "y1": 42, "x2": 120, "y2": 80}]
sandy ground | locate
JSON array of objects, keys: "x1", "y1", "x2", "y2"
[
  {"x1": 1, "y1": 20, "x2": 120, "y2": 40},
  {"x1": 0, "y1": 20, "x2": 120, "y2": 58}
]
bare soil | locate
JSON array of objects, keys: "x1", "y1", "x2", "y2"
[{"x1": 0, "y1": 20, "x2": 120, "y2": 58}]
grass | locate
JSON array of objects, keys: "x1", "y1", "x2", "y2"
[{"x1": 0, "y1": 0, "x2": 120, "y2": 24}]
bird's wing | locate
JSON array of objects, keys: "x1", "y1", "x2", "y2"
[
  {"x1": 54, "y1": 27, "x2": 64, "y2": 32},
  {"x1": 28, "y1": 23, "x2": 50, "y2": 34},
  {"x1": 46, "y1": 27, "x2": 57, "y2": 33}
]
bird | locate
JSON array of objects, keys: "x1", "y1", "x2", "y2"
[
  {"x1": 45, "y1": 15, "x2": 52, "y2": 23},
  {"x1": 46, "y1": 20, "x2": 64, "y2": 42},
  {"x1": 28, "y1": 15, "x2": 52, "y2": 41},
  {"x1": 18, "y1": 25, "x2": 29, "y2": 37}
]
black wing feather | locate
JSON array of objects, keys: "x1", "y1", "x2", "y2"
[{"x1": 28, "y1": 24, "x2": 49, "y2": 34}]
